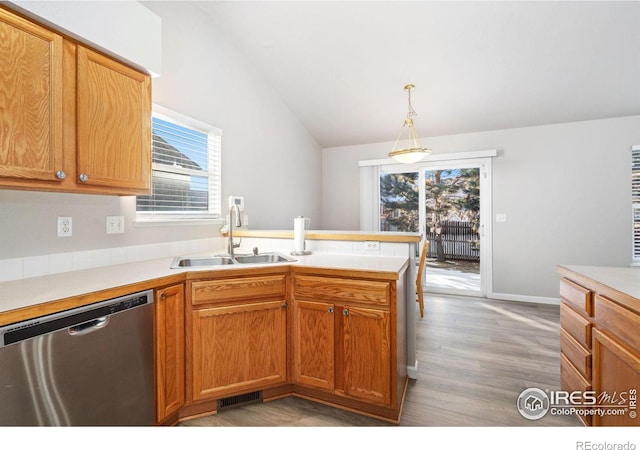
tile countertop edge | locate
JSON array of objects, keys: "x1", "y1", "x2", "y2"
[
  {"x1": 558, "y1": 264, "x2": 640, "y2": 312},
  {"x1": 0, "y1": 252, "x2": 409, "y2": 326},
  {"x1": 227, "y1": 229, "x2": 422, "y2": 243}
]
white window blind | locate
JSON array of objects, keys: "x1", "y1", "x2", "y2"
[
  {"x1": 137, "y1": 106, "x2": 221, "y2": 220},
  {"x1": 632, "y1": 146, "x2": 640, "y2": 262}
]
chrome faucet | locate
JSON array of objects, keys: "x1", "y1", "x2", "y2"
[{"x1": 227, "y1": 204, "x2": 242, "y2": 258}]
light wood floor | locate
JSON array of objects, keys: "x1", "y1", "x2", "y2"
[{"x1": 181, "y1": 294, "x2": 582, "y2": 427}]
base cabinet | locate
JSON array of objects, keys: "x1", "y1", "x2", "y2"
[
  {"x1": 291, "y1": 272, "x2": 401, "y2": 419},
  {"x1": 155, "y1": 284, "x2": 185, "y2": 424},
  {"x1": 343, "y1": 306, "x2": 391, "y2": 405},
  {"x1": 558, "y1": 269, "x2": 640, "y2": 426},
  {"x1": 293, "y1": 300, "x2": 335, "y2": 390},
  {"x1": 170, "y1": 266, "x2": 406, "y2": 424},
  {"x1": 187, "y1": 272, "x2": 288, "y2": 403},
  {"x1": 191, "y1": 300, "x2": 287, "y2": 400},
  {"x1": 592, "y1": 329, "x2": 640, "y2": 426}
]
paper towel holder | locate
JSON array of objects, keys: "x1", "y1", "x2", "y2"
[{"x1": 291, "y1": 216, "x2": 312, "y2": 256}]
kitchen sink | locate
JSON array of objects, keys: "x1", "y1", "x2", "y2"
[
  {"x1": 233, "y1": 252, "x2": 296, "y2": 264},
  {"x1": 170, "y1": 256, "x2": 236, "y2": 268},
  {"x1": 170, "y1": 252, "x2": 296, "y2": 269}
]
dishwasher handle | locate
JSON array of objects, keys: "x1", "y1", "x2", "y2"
[{"x1": 68, "y1": 316, "x2": 110, "y2": 336}]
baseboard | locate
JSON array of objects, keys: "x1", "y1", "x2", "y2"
[
  {"x1": 407, "y1": 360, "x2": 419, "y2": 380},
  {"x1": 489, "y1": 292, "x2": 560, "y2": 305}
]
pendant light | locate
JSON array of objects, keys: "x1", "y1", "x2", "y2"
[{"x1": 388, "y1": 84, "x2": 431, "y2": 164}]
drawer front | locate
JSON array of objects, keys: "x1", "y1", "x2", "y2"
[
  {"x1": 560, "y1": 354, "x2": 592, "y2": 426},
  {"x1": 293, "y1": 275, "x2": 390, "y2": 306},
  {"x1": 560, "y1": 329, "x2": 591, "y2": 380},
  {"x1": 560, "y1": 278, "x2": 593, "y2": 316},
  {"x1": 560, "y1": 353, "x2": 591, "y2": 393},
  {"x1": 560, "y1": 302, "x2": 592, "y2": 349},
  {"x1": 594, "y1": 294, "x2": 640, "y2": 354},
  {"x1": 191, "y1": 275, "x2": 286, "y2": 305}
]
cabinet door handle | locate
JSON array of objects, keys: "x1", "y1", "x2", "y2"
[
  {"x1": 79, "y1": 173, "x2": 89, "y2": 182},
  {"x1": 281, "y1": 303, "x2": 288, "y2": 310},
  {"x1": 343, "y1": 308, "x2": 349, "y2": 316},
  {"x1": 159, "y1": 292, "x2": 166, "y2": 301},
  {"x1": 328, "y1": 306, "x2": 334, "y2": 313},
  {"x1": 56, "y1": 170, "x2": 66, "y2": 180}
]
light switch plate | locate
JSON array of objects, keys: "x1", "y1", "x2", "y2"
[{"x1": 106, "y1": 216, "x2": 125, "y2": 234}]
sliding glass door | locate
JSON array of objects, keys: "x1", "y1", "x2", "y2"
[{"x1": 379, "y1": 158, "x2": 491, "y2": 297}]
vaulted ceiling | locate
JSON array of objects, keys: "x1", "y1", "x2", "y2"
[{"x1": 197, "y1": 1, "x2": 640, "y2": 148}]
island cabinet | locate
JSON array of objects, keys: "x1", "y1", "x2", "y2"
[
  {"x1": 0, "y1": 6, "x2": 151, "y2": 195},
  {"x1": 558, "y1": 266, "x2": 640, "y2": 427},
  {"x1": 185, "y1": 268, "x2": 289, "y2": 410},
  {"x1": 291, "y1": 269, "x2": 407, "y2": 423},
  {"x1": 154, "y1": 283, "x2": 186, "y2": 425}
]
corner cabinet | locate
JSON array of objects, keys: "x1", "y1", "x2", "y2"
[
  {"x1": 154, "y1": 284, "x2": 186, "y2": 425},
  {"x1": 187, "y1": 269, "x2": 289, "y2": 403},
  {"x1": 0, "y1": 6, "x2": 151, "y2": 195},
  {"x1": 291, "y1": 270, "x2": 406, "y2": 422}
]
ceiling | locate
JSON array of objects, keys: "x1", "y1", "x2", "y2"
[{"x1": 197, "y1": 1, "x2": 640, "y2": 148}]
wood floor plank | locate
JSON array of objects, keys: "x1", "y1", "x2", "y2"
[{"x1": 180, "y1": 294, "x2": 582, "y2": 427}]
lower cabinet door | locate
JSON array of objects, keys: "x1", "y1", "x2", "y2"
[
  {"x1": 293, "y1": 300, "x2": 335, "y2": 390},
  {"x1": 191, "y1": 301, "x2": 287, "y2": 401},
  {"x1": 592, "y1": 329, "x2": 640, "y2": 426},
  {"x1": 342, "y1": 306, "x2": 391, "y2": 406},
  {"x1": 155, "y1": 284, "x2": 185, "y2": 423}
]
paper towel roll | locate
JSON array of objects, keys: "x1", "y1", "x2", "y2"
[{"x1": 294, "y1": 216, "x2": 306, "y2": 253}]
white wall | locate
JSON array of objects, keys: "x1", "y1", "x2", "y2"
[
  {"x1": 322, "y1": 116, "x2": 640, "y2": 299},
  {"x1": 145, "y1": 1, "x2": 322, "y2": 230},
  {"x1": 9, "y1": 1, "x2": 162, "y2": 76},
  {"x1": 0, "y1": 2, "x2": 322, "y2": 261}
]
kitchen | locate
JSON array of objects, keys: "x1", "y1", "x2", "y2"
[{"x1": 1, "y1": 0, "x2": 639, "y2": 448}]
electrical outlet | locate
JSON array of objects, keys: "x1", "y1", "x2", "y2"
[
  {"x1": 106, "y1": 216, "x2": 125, "y2": 234},
  {"x1": 57, "y1": 217, "x2": 72, "y2": 237},
  {"x1": 496, "y1": 213, "x2": 507, "y2": 223},
  {"x1": 365, "y1": 241, "x2": 380, "y2": 250}
]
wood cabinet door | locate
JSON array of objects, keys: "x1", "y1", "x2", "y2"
[
  {"x1": 592, "y1": 328, "x2": 640, "y2": 426},
  {"x1": 342, "y1": 306, "x2": 391, "y2": 406},
  {"x1": 155, "y1": 284, "x2": 185, "y2": 423},
  {"x1": 0, "y1": 8, "x2": 64, "y2": 182},
  {"x1": 192, "y1": 301, "x2": 287, "y2": 401},
  {"x1": 76, "y1": 46, "x2": 151, "y2": 192},
  {"x1": 292, "y1": 300, "x2": 335, "y2": 390}
]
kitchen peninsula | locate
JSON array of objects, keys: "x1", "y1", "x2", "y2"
[{"x1": 0, "y1": 230, "x2": 419, "y2": 425}]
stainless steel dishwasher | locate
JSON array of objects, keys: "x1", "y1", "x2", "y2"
[{"x1": 0, "y1": 289, "x2": 154, "y2": 426}]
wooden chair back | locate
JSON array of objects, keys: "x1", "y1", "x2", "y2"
[{"x1": 416, "y1": 239, "x2": 428, "y2": 318}]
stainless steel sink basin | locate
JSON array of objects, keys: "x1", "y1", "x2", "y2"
[
  {"x1": 170, "y1": 252, "x2": 296, "y2": 269},
  {"x1": 233, "y1": 252, "x2": 296, "y2": 264},
  {"x1": 170, "y1": 256, "x2": 235, "y2": 268}
]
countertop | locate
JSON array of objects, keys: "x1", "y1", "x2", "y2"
[
  {"x1": 558, "y1": 264, "x2": 640, "y2": 312},
  {"x1": 0, "y1": 250, "x2": 409, "y2": 326},
  {"x1": 226, "y1": 229, "x2": 422, "y2": 243}
]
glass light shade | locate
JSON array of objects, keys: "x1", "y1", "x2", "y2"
[{"x1": 389, "y1": 118, "x2": 431, "y2": 164}]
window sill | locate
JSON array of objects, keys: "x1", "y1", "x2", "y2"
[{"x1": 134, "y1": 217, "x2": 224, "y2": 227}]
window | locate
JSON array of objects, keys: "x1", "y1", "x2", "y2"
[
  {"x1": 632, "y1": 145, "x2": 640, "y2": 263},
  {"x1": 136, "y1": 105, "x2": 221, "y2": 221}
]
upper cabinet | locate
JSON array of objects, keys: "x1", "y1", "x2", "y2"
[
  {"x1": 0, "y1": 6, "x2": 151, "y2": 195},
  {"x1": 76, "y1": 46, "x2": 151, "y2": 191},
  {"x1": 0, "y1": 9, "x2": 64, "y2": 182}
]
